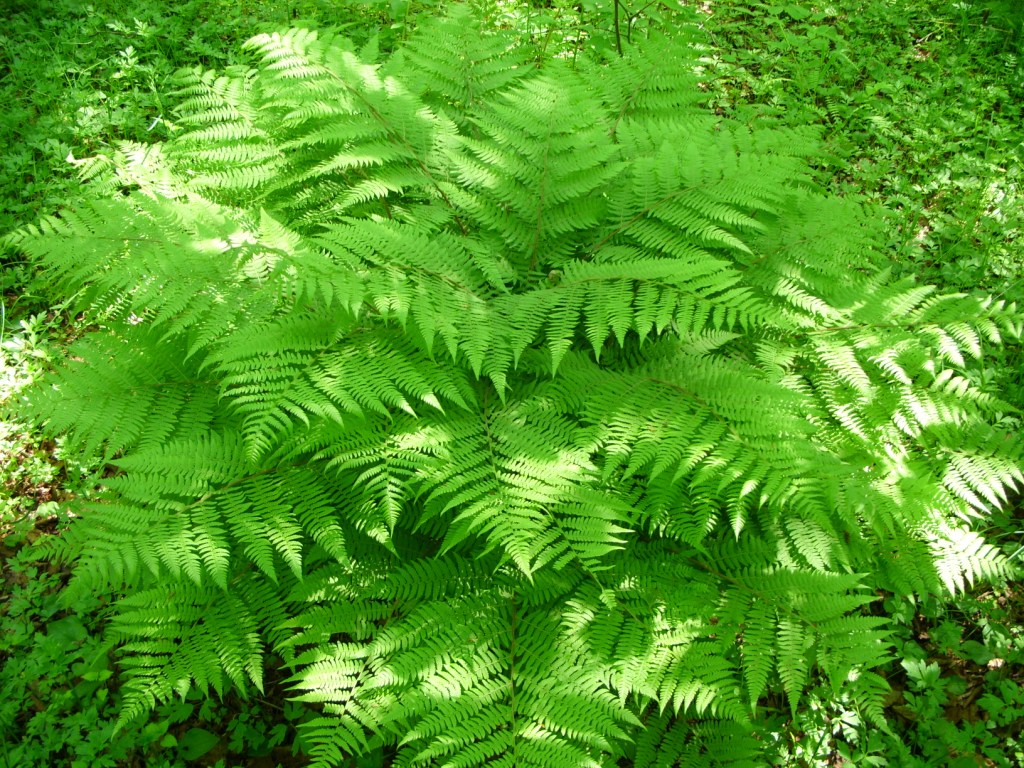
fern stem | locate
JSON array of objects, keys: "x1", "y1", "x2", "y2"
[
  {"x1": 508, "y1": 588, "x2": 519, "y2": 763},
  {"x1": 613, "y1": 0, "x2": 624, "y2": 56}
]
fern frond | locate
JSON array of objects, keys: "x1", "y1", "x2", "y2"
[
  {"x1": 394, "y1": 9, "x2": 533, "y2": 128},
  {"x1": 930, "y1": 524, "x2": 1015, "y2": 594},
  {"x1": 112, "y1": 583, "x2": 266, "y2": 730},
  {"x1": 27, "y1": 331, "x2": 219, "y2": 458}
]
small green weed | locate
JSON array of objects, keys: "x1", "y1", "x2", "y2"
[
  {"x1": 883, "y1": 590, "x2": 1024, "y2": 767},
  {"x1": 0, "y1": 546, "x2": 124, "y2": 768}
]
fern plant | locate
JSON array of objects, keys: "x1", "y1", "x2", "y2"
[{"x1": 9, "y1": 10, "x2": 1024, "y2": 766}]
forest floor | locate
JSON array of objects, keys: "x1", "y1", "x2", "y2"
[{"x1": 1, "y1": 0, "x2": 1023, "y2": 765}]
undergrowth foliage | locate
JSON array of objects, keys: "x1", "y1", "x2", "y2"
[{"x1": 8, "y1": 11, "x2": 1024, "y2": 766}]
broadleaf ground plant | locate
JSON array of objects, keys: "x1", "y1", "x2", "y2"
[{"x1": 7, "y1": 7, "x2": 1024, "y2": 767}]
